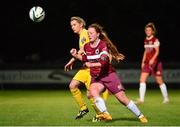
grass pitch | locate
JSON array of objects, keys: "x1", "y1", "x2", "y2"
[{"x1": 0, "y1": 88, "x2": 180, "y2": 126}]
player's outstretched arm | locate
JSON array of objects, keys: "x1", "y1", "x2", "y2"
[
  {"x1": 64, "y1": 47, "x2": 85, "y2": 71},
  {"x1": 70, "y1": 48, "x2": 83, "y2": 61},
  {"x1": 64, "y1": 57, "x2": 76, "y2": 71}
]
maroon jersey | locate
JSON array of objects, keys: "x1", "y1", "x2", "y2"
[
  {"x1": 144, "y1": 36, "x2": 160, "y2": 63},
  {"x1": 82, "y1": 39, "x2": 115, "y2": 78}
]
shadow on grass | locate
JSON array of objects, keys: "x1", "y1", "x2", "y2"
[
  {"x1": 86, "y1": 117, "x2": 138, "y2": 122},
  {"x1": 111, "y1": 117, "x2": 138, "y2": 122}
]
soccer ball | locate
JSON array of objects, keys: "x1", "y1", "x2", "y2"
[{"x1": 29, "y1": 6, "x2": 45, "y2": 22}]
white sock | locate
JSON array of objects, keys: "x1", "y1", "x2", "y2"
[
  {"x1": 139, "y1": 82, "x2": 146, "y2": 102},
  {"x1": 94, "y1": 97, "x2": 108, "y2": 113},
  {"x1": 127, "y1": 100, "x2": 141, "y2": 117},
  {"x1": 159, "y1": 83, "x2": 168, "y2": 100}
]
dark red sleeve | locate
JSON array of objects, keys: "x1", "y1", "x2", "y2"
[
  {"x1": 99, "y1": 42, "x2": 109, "y2": 67},
  {"x1": 99, "y1": 54, "x2": 109, "y2": 67},
  {"x1": 82, "y1": 54, "x2": 88, "y2": 62}
]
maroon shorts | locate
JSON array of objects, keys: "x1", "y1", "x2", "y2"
[
  {"x1": 91, "y1": 72, "x2": 125, "y2": 94},
  {"x1": 141, "y1": 61, "x2": 163, "y2": 76}
]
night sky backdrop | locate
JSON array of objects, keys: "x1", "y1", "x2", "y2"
[{"x1": 4, "y1": 0, "x2": 180, "y2": 64}]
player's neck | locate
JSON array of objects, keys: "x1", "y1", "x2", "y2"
[
  {"x1": 78, "y1": 28, "x2": 84, "y2": 35},
  {"x1": 146, "y1": 35, "x2": 154, "y2": 40},
  {"x1": 91, "y1": 39, "x2": 100, "y2": 48}
]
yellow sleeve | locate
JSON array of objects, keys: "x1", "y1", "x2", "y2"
[{"x1": 79, "y1": 29, "x2": 89, "y2": 49}]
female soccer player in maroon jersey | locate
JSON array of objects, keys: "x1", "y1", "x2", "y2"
[
  {"x1": 136, "y1": 22, "x2": 169, "y2": 104},
  {"x1": 64, "y1": 17, "x2": 109, "y2": 121},
  {"x1": 70, "y1": 23, "x2": 148, "y2": 123}
]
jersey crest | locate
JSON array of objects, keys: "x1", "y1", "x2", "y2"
[
  {"x1": 81, "y1": 37, "x2": 86, "y2": 44},
  {"x1": 95, "y1": 49, "x2": 99, "y2": 55}
]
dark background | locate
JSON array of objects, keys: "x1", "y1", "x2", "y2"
[{"x1": 4, "y1": 0, "x2": 180, "y2": 65}]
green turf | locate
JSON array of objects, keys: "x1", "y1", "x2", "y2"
[{"x1": 0, "y1": 89, "x2": 180, "y2": 126}]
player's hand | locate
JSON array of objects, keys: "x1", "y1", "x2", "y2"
[
  {"x1": 64, "y1": 62, "x2": 73, "y2": 71},
  {"x1": 149, "y1": 59, "x2": 154, "y2": 66},
  {"x1": 141, "y1": 63, "x2": 145, "y2": 69},
  {"x1": 70, "y1": 48, "x2": 77, "y2": 57}
]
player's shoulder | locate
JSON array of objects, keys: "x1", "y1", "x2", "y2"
[
  {"x1": 98, "y1": 40, "x2": 108, "y2": 51},
  {"x1": 151, "y1": 37, "x2": 160, "y2": 44},
  {"x1": 80, "y1": 28, "x2": 88, "y2": 36},
  {"x1": 151, "y1": 36, "x2": 158, "y2": 40},
  {"x1": 83, "y1": 41, "x2": 90, "y2": 48},
  {"x1": 80, "y1": 29, "x2": 89, "y2": 44},
  {"x1": 99, "y1": 40, "x2": 108, "y2": 47},
  {"x1": 155, "y1": 37, "x2": 159, "y2": 42}
]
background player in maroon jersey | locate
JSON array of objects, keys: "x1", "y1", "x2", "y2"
[
  {"x1": 70, "y1": 23, "x2": 148, "y2": 123},
  {"x1": 135, "y1": 22, "x2": 169, "y2": 104}
]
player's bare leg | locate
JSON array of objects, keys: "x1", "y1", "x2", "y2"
[{"x1": 155, "y1": 76, "x2": 169, "y2": 103}]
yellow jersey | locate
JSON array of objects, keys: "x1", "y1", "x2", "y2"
[
  {"x1": 79, "y1": 28, "x2": 89, "y2": 49},
  {"x1": 73, "y1": 28, "x2": 90, "y2": 89}
]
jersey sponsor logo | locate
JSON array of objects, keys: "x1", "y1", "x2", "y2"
[{"x1": 81, "y1": 37, "x2": 86, "y2": 44}]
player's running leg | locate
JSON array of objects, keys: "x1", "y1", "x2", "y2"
[
  {"x1": 115, "y1": 91, "x2": 148, "y2": 123},
  {"x1": 90, "y1": 83, "x2": 112, "y2": 122},
  {"x1": 69, "y1": 79, "x2": 89, "y2": 119}
]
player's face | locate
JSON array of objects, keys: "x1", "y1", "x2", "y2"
[
  {"x1": 70, "y1": 20, "x2": 82, "y2": 34},
  {"x1": 145, "y1": 27, "x2": 153, "y2": 37},
  {"x1": 88, "y1": 27, "x2": 100, "y2": 42}
]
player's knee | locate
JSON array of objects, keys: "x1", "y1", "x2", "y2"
[
  {"x1": 140, "y1": 76, "x2": 145, "y2": 82},
  {"x1": 89, "y1": 83, "x2": 101, "y2": 98},
  {"x1": 157, "y1": 80, "x2": 164, "y2": 85},
  {"x1": 156, "y1": 77, "x2": 164, "y2": 85},
  {"x1": 69, "y1": 81, "x2": 79, "y2": 89},
  {"x1": 69, "y1": 83, "x2": 74, "y2": 89},
  {"x1": 86, "y1": 91, "x2": 93, "y2": 99},
  {"x1": 140, "y1": 79, "x2": 146, "y2": 83},
  {"x1": 90, "y1": 89, "x2": 100, "y2": 98}
]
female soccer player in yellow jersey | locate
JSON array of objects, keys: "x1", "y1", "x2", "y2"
[{"x1": 64, "y1": 16, "x2": 109, "y2": 121}]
